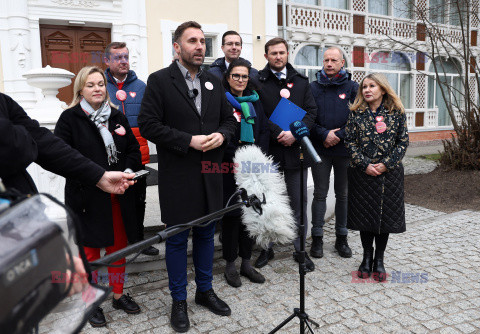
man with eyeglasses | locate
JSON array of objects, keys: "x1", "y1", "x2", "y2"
[
  {"x1": 138, "y1": 21, "x2": 236, "y2": 333},
  {"x1": 104, "y1": 42, "x2": 160, "y2": 257},
  {"x1": 252, "y1": 37, "x2": 317, "y2": 272},
  {"x1": 309, "y1": 46, "x2": 358, "y2": 260},
  {"x1": 209, "y1": 30, "x2": 259, "y2": 82}
]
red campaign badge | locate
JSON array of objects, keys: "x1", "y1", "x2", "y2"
[
  {"x1": 339, "y1": 93, "x2": 346, "y2": 99},
  {"x1": 375, "y1": 121, "x2": 387, "y2": 133},
  {"x1": 287, "y1": 83, "x2": 294, "y2": 89},
  {"x1": 129, "y1": 92, "x2": 136, "y2": 98},
  {"x1": 116, "y1": 90, "x2": 127, "y2": 102},
  {"x1": 114, "y1": 124, "x2": 126, "y2": 136}
]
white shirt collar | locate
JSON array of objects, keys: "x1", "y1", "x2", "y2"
[
  {"x1": 113, "y1": 74, "x2": 127, "y2": 83},
  {"x1": 271, "y1": 67, "x2": 287, "y2": 79},
  {"x1": 225, "y1": 59, "x2": 230, "y2": 69}
]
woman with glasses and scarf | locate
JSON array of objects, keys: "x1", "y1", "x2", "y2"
[
  {"x1": 345, "y1": 73, "x2": 409, "y2": 282},
  {"x1": 54, "y1": 66, "x2": 142, "y2": 327},
  {"x1": 221, "y1": 58, "x2": 270, "y2": 288}
]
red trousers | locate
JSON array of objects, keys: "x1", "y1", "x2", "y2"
[{"x1": 84, "y1": 195, "x2": 127, "y2": 294}]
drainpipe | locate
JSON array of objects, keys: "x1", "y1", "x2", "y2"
[{"x1": 282, "y1": 0, "x2": 287, "y2": 39}]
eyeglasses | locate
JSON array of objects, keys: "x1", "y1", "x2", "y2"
[
  {"x1": 224, "y1": 42, "x2": 241, "y2": 47},
  {"x1": 230, "y1": 74, "x2": 249, "y2": 81}
]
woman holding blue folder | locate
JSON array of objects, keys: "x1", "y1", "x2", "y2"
[{"x1": 221, "y1": 58, "x2": 270, "y2": 287}]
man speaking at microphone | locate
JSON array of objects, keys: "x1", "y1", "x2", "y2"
[
  {"x1": 138, "y1": 21, "x2": 236, "y2": 333},
  {"x1": 252, "y1": 37, "x2": 317, "y2": 272}
]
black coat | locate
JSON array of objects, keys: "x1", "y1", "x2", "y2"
[
  {"x1": 0, "y1": 93, "x2": 104, "y2": 195},
  {"x1": 54, "y1": 104, "x2": 141, "y2": 248},
  {"x1": 138, "y1": 62, "x2": 237, "y2": 226},
  {"x1": 222, "y1": 89, "x2": 270, "y2": 217},
  {"x1": 253, "y1": 63, "x2": 317, "y2": 169},
  {"x1": 345, "y1": 107, "x2": 409, "y2": 234}
]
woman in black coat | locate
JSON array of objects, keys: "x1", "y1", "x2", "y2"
[
  {"x1": 221, "y1": 58, "x2": 270, "y2": 287},
  {"x1": 345, "y1": 73, "x2": 409, "y2": 282},
  {"x1": 54, "y1": 66, "x2": 142, "y2": 326}
]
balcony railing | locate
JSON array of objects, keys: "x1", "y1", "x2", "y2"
[{"x1": 285, "y1": 1, "x2": 464, "y2": 44}]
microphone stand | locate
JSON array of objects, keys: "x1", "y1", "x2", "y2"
[
  {"x1": 90, "y1": 189, "x2": 265, "y2": 268},
  {"x1": 269, "y1": 149, "x2": 319, "y2": 334}
]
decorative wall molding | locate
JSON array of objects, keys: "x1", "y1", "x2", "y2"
[{"x1": 51, "y1": 0, "x2": 100, "y2": 8}]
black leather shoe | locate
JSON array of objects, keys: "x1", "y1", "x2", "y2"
[
  {"x1": 195, "y1": 289, "x2": 231, "y2": 316},
  {"x1": 254, "y1": 248, "x2": 274, "y2": 268},
  {"x1": 141, "y1": 245, "x2": 160, "y2": 256},
  {"x1": 88, "y1": 306, "x2": 106, "y2": 327},
  {"x1": 240, "y1": 267, "x2": 265, "y2": 283},
  {"x1": 112, "y1": 293, "x2": 141, "y2": 314},
  {"x1": 372, "y1": 257, "x2": 387, "y2": 282},
  {"x1": 171, "y1": 300, "x2": 190, "y2": 333},
  {"x1": 310, "y1": 236, "x2": 323, "y2": 258},
  {"x1": 335, "y1": 234, "x2": 352, "y2": 258},
  {"x1": 357, "y1": 247, "x2": 374, "y2": 279},
  {"x1": 224, "y1": 270, "x2": 242, "y2": 287},
  {"x1": 293, "y1": 252, "x2": 315, "y2": 272}
]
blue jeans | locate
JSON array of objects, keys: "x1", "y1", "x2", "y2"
[
  {"x1": 311, "y1": 155, "x2": 349, "y2": 237},
  {"x1": 165, "y1": 223, "x2": 215, "y2": 301}
]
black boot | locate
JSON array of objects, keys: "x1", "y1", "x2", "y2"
[
  {"x1": 357, "y1": 247, "x2": 373, "y2": 279},
  {"x1": 254, "y1": 248, "x2": 274, "y2": 268},
  {"x1": 373, "y1": 251, "x2": 387, "y2": 282},
  {"x1": 170, "y1": 300, "x2": 190, "y2": 333},
  {"x1": 310, "y1": 236, "x2": 323, "y2": 258},
  {"x1": 335, "y1": 234, "x2": 352, "y2": 258}
]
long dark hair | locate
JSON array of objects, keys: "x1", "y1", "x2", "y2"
[{"x1": 222, "y1": 58, "x2": 258, "y2": 93}]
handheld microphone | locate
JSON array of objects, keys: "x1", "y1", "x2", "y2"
[
  {"x1": 234, "y1": 145, "x2": 296, "y2": 248},
  {"x1": 289, "y1": 121, "x2": 322, "y2": 164}
]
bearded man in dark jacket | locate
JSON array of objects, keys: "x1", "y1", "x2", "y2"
[
  {"x1": 309, "y1": 46, "x2": 359, "y2": 260},
  {"x1": 251, "y1": 37, "x2": 317, "y2": 272}
]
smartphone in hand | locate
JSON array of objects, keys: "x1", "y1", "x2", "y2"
[{"x1": 132, "y1": 170, "x2": 150, "y2": 181}]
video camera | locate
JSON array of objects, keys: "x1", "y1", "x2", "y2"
[{"x1": 0, "y1": 191, "x2": 108, "y2": 334}]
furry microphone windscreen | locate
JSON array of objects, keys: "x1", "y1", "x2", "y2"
[{"x1": 233, "y1": 145, "x2": 297, "y2": 249}]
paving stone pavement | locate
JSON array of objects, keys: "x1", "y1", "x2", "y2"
[{"x1": 74, "y1": 203, "x2": 480, "y2": 334}]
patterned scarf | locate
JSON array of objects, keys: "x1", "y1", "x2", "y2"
[
  {"x1": 80, "y1": 98, "x2": 119, "y2": 165},
  {"x1": 225, "y1": 90, "x2": 259, "y2": 143},
  {"x1": 317, "y1": 68, "x2": 347, "y2": 85}
]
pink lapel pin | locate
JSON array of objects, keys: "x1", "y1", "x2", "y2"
[
  {"x1": 114, "y1": 124, "x2": 126, "y2": 136},
  {"x1": 129, "y1": 92, "x2": 136, "y2": 98},
  {"x1": 339, "y1": 93, "x2": 346, "y2": 99}
]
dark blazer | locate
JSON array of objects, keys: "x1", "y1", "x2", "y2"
[
  {"x1": 54, "y1": 104, "x2": 141, "y2": 248},
  {"x1": 253, "y1": 63, "x2": 317, "y2": 169},
  {"x1": 138, "y1": 61, "x2": 237, "y2": 226},
  {"x1": 0, "y1": 93, "x2": 104, "y2": 195}
]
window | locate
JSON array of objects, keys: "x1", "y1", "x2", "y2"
[
  {"x1": 292, "y1": 0, "x2": 318, "y2": 5},
  {"x1": 369, "y1": 51, "x2": 412, "y2": 109},
  {"x1": 324, "y1": 0, "x2": 347, "y2": 9},
  {"x1": 427, "y1": 57, "x2": 463, "y2": 126},
  {"x1": 450, "y1": 1, "x2": 468, "y2": 26},
  {"x1": 393, "y1": 0, "x2": 413, "y2": 19},
  {"x1": 368, "y1": 0, "x2": 389, "y2": 16},
  {"x1": 429, "y1": 0, "x2": 446, "y2": 24}
]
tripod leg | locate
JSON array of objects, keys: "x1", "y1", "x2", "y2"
[
  {"x1": 268, "y1": 313, "x2": 297, "y2": 334},
  {"x1": 304, "y1": 319, "x2": 315, "y2": 334}
]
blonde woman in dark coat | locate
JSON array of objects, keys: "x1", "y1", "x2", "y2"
[{"x1": 345, "y1": 73, "x2": 409, "y2": 282}]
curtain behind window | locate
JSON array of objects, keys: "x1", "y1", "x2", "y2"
[{"x1": 324, "y1": 0, "x2": 347, "y2": 9}]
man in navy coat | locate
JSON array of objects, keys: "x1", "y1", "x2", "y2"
[
  {"x1": 138, "y1": 21, "x2": 236, "y2": 333},
  {"x1": 309, "y1": 46, "x2": 359, "y2": 259}
]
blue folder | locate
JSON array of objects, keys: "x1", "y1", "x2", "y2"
[{"x1": 269, "y1": 98, "x2": 307, "y2": 131}]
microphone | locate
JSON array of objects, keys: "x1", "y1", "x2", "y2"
[
  {"x1": 233, "y1": 145, "x2": 297, "y2": 248},
  {"x1": 289, "y1": 121, "x2": 322, "y2": 164},
  {"x1": 188, "y1": 88, "x2": 198, "y2": 99}
]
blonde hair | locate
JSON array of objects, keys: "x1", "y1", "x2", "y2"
[
  {"x1": 69, "y1": 66, "x2": 114, "y2": 108},
  {"x1": 349, "y1": 73, "x2": 405, "y2": 113}
]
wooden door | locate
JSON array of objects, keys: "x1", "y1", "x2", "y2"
[{"x1": 40, "y1": 25, "x2": 111, "y2": 105}]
